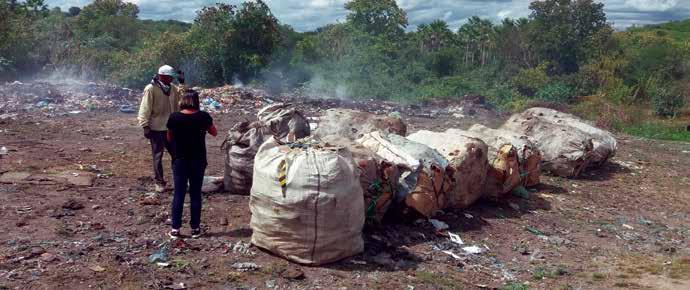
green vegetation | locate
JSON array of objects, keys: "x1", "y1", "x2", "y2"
[
  {"x1": 1, "y1": 0, "x2": 689, "y2": 141},
  {"x1": 500, "y1": 282, "x2": 530, "y2": 290},
  {"x1": 415, "y1": 271, "x2": 458, "y2": 289},
  {"x1": 619, "y1": 122, "x2": 690, "y2": 142}
]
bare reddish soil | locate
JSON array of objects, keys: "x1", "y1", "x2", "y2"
[{"x1": 0, "y1": 97, "x2": 689, "y2": 289}]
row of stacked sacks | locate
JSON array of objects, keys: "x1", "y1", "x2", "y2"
[
  {"x1": 230, "y1": 106, "x2": 617, "y2": 265},
  {"x1": 310, "y1": 107, "x2": 617, "y2": 221}
]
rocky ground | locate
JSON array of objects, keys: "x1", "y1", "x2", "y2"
[{"x1": 0, "y1": 82, "x2": 689, "y2": 289}]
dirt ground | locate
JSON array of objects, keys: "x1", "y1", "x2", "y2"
[{"x1": 1, "y1": 100, "x2": 689, "y2": 289}]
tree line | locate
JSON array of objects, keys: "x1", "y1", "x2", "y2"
[{"x1": 0, "y1": 0, "x2": 688, "y2": 120}]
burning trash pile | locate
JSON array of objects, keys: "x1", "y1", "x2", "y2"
[
  {"x1": 221, "y1": 102, "x2": 617, "y2": 265},
  {"x1": 198, "y1": 85, "x2": 502, "y2": 127},
  {"x1": 0, "y1": 80, "x2": 140, "y2": 115},
  {"x1": 198, "y1": 85, "x2": 273, "y2": 114}
]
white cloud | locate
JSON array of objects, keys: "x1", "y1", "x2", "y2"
[
  {"x1": 45, "y1": 0, "x2": 690, "y2": 31},
  {"x1": 624, "y1": 0, "x2": 678, "y2": 12}
]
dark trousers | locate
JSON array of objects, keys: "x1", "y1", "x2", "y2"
[
  {"x1": 150, "y1": 130, "x2": 173, "y2": 185},
  {"x1": 171, "y1": 159, "x2": 206, "y2": 230}
]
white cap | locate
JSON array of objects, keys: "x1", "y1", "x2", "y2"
[{"x1": 158, "y1": 65, "x2": 175, "y2": 76}]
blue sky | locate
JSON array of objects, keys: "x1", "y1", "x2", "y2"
[{"x1": 47, "y1": 0, "x2": 690, "y2": 31}]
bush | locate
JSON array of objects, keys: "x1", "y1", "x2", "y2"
[
  {"x1": 535, "y1": 82, "x2": 575, "y2": 103},
  {"x1": 652, "y1": 87, "x2": 685, "y2": 118},
  {"x1": 511, "y1": 64, "x2": 550, "y2": 96}
]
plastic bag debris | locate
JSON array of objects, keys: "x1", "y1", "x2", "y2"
[
  {"x1": 448, "y1": 232, "x2": 464, "y2": 245},
  {"x1": 119, "y1": 104, "x2": 136, "y2": 113},
  {"x1": 429, "y1": 219, "x2": 449, "y2": 231},
  {"x1": 232, "y1": 262, "x2": 260, "y2": 272},
  {"x1": 462, "y1": 246, "x2": 485, "y2": 254},
  {"x1": 442, "y1": 250, "x2": 462, "y2": 260},
  {"x1": 148, "y1": 246, "x2": 168, "y2": 263}
]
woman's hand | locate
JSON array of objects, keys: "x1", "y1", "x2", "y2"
[{"x1": 208, "y1": 124, "x2": 218, "y2": 137}]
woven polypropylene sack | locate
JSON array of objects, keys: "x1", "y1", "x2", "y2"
[
  {"x1": 222, "y1": 122, "x2": 269, "y2": 195},
  {"x1": 321, "y1": 135, "x2": 399, "y2": 224},
  {"x1": 257, "y1": 103, "x2": 310, "y2": 142},
  {"x1": 250, "y1": 138, "x2": 364, "y2": 265},
  {"x1": 516, "y1": 108, "x2": 616, "y2": 167},
  {"x1": 223, "y1": 104, "x2": 310, "y2": 194},
  {"x1": 314, "y1": 109, "x2": 407, "y2": 140},
  {"x1": 466, "y1": 125, "x2": 543, "y2": 188},
  {"x1": 501, "y1": 111, "x2": 595, "y2": 178},
  {"x1": 407, "y1": 130, "x2": 489, "y2": 208},
  {"x1": 357, "y1": 132, "x2": 450, "y2": 217}
]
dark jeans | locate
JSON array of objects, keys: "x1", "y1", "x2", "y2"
[
  {"x1": 171, "y1": 158, "x2": 206, "y2": 230},
  {"x1": 150, "y1": 130, "x2": 173, "y2": 185}
]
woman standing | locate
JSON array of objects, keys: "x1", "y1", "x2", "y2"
[{"x1": 166, "y1": 90, "x2": 217, "y2": 239}]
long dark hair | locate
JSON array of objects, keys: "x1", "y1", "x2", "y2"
[{"x1": 180, "y1": 89, "x2": 200, "y2": 110}]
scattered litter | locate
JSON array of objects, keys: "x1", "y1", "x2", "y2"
[
  {"x1": 525, "y1": 226, "x2": 547, "y2": 236},
  {"x1": 448, "y1": 232, "x2": 464, "y2": 245},
  {"x1": 165, "y1": 282, "x2": 187, "y2": 290},
  {"x1": 442, "y1": 250, "x2": 462, "y2": 260},
  {"x1": 464, "y1": 213, "x2": 474, "y2": 219},
  {"x1": 119, "y1": 104, "x2": 136, "y2": 113},
  {"x1": 638, "y1": 217, "x2": 653, "y2": 226},
  {"x1": 429, "y1": 219, "x2": 449, "y2": 231},
  {"x1": 15, "y1": 206, "x2": 32, "y2": 214},
  {"x1": 462, "y1": 246, "x2": 485, "y2": 254},
  {"x1": 231, "y1": 240, "x2": 254, "y2": 256},
  {"x1": 0, "y1": 80, "x2": 138, "y2": 114},
  {"x1": 149, "y1": 247, "x2": 169, "y2": 264},
  {"x1": 40, "y1": 253, "x2": 57, "y2": 262},
  {"x1": 231, "y1": 262, "x2": 260, "y2": 272},
  {"x1": 89, "y1": 265, "x2": 106, "y2": 272},
  {"x1": 0, "y1": 146, "x2": 7, "y2": 156},
  {"x1": 622, "y1": 224, "x2": 634, "y2": 230}
]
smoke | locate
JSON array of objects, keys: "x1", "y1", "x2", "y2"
[
  {"x1": 303, "y1": 72, "x2": 353, "y2": 100},
  {"x1": 233, "y1": 75, "x2": 245, "y2": 88}
]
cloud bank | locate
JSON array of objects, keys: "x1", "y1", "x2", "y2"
[{"x1": 47, "y1": 0, "x2": 690, "y2": 31}]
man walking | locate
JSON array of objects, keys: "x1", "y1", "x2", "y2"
[{"x1": 138, "y1": 65, "x2": 187, "y2": 192}]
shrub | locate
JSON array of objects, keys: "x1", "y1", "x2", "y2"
[
  {"x1": 511, "y1": 63, "x2": 550, "y2": 96},
  {"x1": 652, "y1": 87, "x2": 685, "y2": 118},
  {"x1": 535, "y1": 82, "x2": 575, "y2": 103}
]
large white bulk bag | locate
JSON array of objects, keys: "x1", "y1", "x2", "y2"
[
  {"x1": 465, "y1": 124, "x2": 543, "y2": 187},
  {"x1": 502, "y1": 112, "x2": 594, "y2": 178},
  {"x1": 357, "y1": 132, "x2": 450, "y2": 217},
  {"x1": 516, "y1": 107, "x2": 616, "y2": 166},
  {"x1": 314, "y1": 109, "x2": 407, "y2": 140},
  {"x1": 407, "y1": 130, "x2": 489, "y2": 208},
  {"x1": 321, "y1": 135, "x2": 400, "y2": 223},
  {"x1": 250, "y1": 138, "x2": 364, "y2": 265}
]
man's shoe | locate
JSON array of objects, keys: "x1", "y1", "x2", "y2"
[
  {"x1": 155, "y1": 184, "x2": 165, "y2": 193},
  {"x1": 191, "y1": 228, "x2": 202, "y2": 239},
  {"x1": 168, "y1": 229, "x2": 181, "y2": 240}
]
